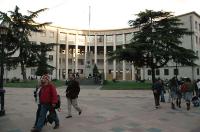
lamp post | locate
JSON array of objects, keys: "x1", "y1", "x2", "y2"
[{"x1": 0, "y1": 25, "x2": 8, "y2": 116}]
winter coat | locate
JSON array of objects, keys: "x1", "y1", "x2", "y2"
[
  {"x1": 66, "y1": 80, "x2": 80, "y2": 99},
  {"x1": 39, "y1": 83, "x2": 58, "y2": 105}
]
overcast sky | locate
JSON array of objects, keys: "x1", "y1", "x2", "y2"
[{"x1": 0, "y1": 0, "x2": 200, "y2": 29}]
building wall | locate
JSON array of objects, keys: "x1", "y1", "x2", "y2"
[{"x1": 5, "y1": 12, "x2": 200, "y2": 81}]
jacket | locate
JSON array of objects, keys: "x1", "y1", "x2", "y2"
[
  {"x1": 66, "y1": 80, "x2": 80, "y2": 99},
  {"x1": 39, "y1": 83, "x2": 58, "y2": 105}
]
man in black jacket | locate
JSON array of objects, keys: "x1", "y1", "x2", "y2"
[
  {"x1": 152, "y1": 78, "x2": 163, "y2": 109},
  {"x1": 65, "y1": 74, "x2": 82, "y2": 118}
]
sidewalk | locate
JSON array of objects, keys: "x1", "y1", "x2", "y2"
[{"x1": 0, "y1": 87, "x2": 199, "y2": 132}]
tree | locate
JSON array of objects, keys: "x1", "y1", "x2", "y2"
[
  {"x1": 0, "y1": 6, "x2": 51, "y2": 80},
  {"x1": 110, "y1": 10, "x2": 198, "y2": 82},
  {"x1": 93, "y1": 64, "x2": 99, "y2": 77},
  {"x1": 35, "y1": 43, "x2": 54, "y2": 76}
]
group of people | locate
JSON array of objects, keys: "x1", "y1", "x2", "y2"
[
  {"x1": 31, "y1": 73, "x2": 82, "y2": 132},
  {"x1": 152, "y1": 77, "x2": 200, "y2": 110}
]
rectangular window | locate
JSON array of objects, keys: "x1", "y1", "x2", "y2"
[
  {"x1": 164, "y1": 69, "x2": 169, "y2": 75},
  {"x1": 68, "y1": 34, "x2": 76, "y2": 44},
  {"x1": 60, "y1": 33, "x2": 66, "y2": 42},
  {"x1": 97, "y1": 35, "x2": 104, "y2": 43},
  {"x1": 116, "y1": 34, "x2": 123, "y2": 44},
  {"x1": 31, "y1": 69, "x2": 36, "y2": 75},
  {"x1": 195, "y1": 21, "x2": 198, "y2": 29},
  {"x1": 174, "y1": 69, "x2": 179, "y2": 75},
  {"x1": 40, "y1": 32, "x2": 46, "y2": 37},
  {"x1": 49, "y1": 55, "x2": 53, "y2": 61},
  {"x1": 147, "y1": 69, "x2": 151, "y2": 75},
  {"x1": 156, "y1": 69, "x2": 160, "y2": 75},
  {"x1": 196, "y1": 36, "x2": 198, "y2": 44},
  {"x1": 106, "y1": 35, "x2": 113, "y2": 43},
  {"x1": 109, "y1": 69, "x2": 112, "y2": 74},
  {"x1": 197, "y1": 68, "x2": 199, "y2": 75},
  {"x1": 125, "y1": 33, "x2": 132, "y2": 43},
  {"x1": 49, "y1": 31, "x2": 54, "y2": 38}
]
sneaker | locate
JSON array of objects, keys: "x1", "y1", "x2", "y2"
[
  {"x1": 78, "y1": 110, "x2": 82, "y2": 115},
  {"x1": 66, "y1": 115, "x2": 72, "y2": 118},
  {"x1": 53, "y1": 124, "x2": 59, "y2": 129}
]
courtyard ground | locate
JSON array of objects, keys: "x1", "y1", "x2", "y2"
[{"x1": 0, "y1": 86, "x2": 199, "y2": 132}]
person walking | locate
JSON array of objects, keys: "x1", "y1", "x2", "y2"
[
  {"x1": 152, "y1": 79, "x2": 162, "y2": 109},
  {"x1": 169, "y1": 77, "x2": 178, "y2": 109},
  {"x1": 31, "y1": 74, "x2": 59, "y2": 132},
  {"x1": 65, "y1": 73, "x2": 82, "y2": 118},
  {"x1": 181, "y1": 78, "x2": 195, "y2": 110}
]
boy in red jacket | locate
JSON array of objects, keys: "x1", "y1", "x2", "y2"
[{"x1": 31, "y1": 74, "x2": 59, "y2": 132}]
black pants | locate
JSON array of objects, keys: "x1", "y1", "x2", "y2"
[{"x1": 153, "y1": 92, "x2": 160, "y2": 107}]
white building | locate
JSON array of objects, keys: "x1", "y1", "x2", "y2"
[{"x1": 5, "y1": 12, "x2": 200, "y2": 81}]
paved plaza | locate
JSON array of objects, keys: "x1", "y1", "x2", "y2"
[{"x1": 0, "y1": 86, "x2": 200, "y2": 132}]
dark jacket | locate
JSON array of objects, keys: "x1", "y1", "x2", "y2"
[
  {"x1": 66, "y1": 80, "x2": 80, "y2": 99},
  {"x1": 152, "y1": 81, "x2": 162, "y2": 93}
]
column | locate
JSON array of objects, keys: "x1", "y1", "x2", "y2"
[
  {"x1": 75, "y1": 34, "x2": 78, "y2": 73},
  {"x1": 65, "y1": 33, "x2": 69, "y2": 80},
  {"x1": 113, "y1": 34, "x2": 116, "y2": 79},
  {"x1": 122, "y1": 34, "x2": 126, "y2": 80},
  {"x1": 84, "y1": 35, "x2": 88, "y2": 77},
  {"x1": 56, "y1": 44, "x2": 60, "y2": 80},
  {"x1": 131, "y1": 63, "x2": 135, "y2": 80},
  {"x1": 94, "y1": 35, "x2": 97, "y2": 64},
  {"x1": 104, "y1": 35, "x2": 107, "y2": 80},
  {"x1": 140, "y1": 68, "x2": 144, "y2": 80},
  {"x1": 55, "y1": 29, "x2": 60, "y2": 80}
]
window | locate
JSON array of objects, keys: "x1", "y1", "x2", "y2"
[
  {"x1": 147, "y1": 69, "x2": 151, "y2": 75},
  {"x1": 97, "y1": 35, "x2": 104, "y2": 43},
  {"x1": 195, "y1": 21, "x2": 198, "y2": 29},
  {"x1": 156, "y1": 69, "x2": 160, "y2": 75},
  {"x1": 31, "y1": 69, "x2": 36, "y2": 75},
  {"x1": 68, "y1": 34, "x2": 75, "y2": 44},
  {"x1": 60, "y1": 33, "x2": 66, "y2": 42},
  {"x1": 40, "y1": 32, "x2": 46, "y2": 37},
  {"x1": 196, "y1": 36, "x2": 198, "y2": 44},
  {"x1": 199, "y1": 24, "x2": 200, "y2": 32},
  {"x1": 49, "y1": 55, "x2": 53, "y2": 61},
  {"x1": 78, "y1": 35, "x2": 86, "y2": 43},
  {"x1": 109, "y1": 69, "x2": 112, "y2": 74},
  {"x1": 78, "y1": 59, "x2": 84, "y2": 65},
  {"x1": 125, "y1": 33, "x2": 132, "y2": 43},
  {"x1": 106, "y1": 35, "x2": 113, "y2": 43},
  {"x1": 196, "y1": 50, "x2": 198, "y2": 56},
  {"x1": 197, "y1": 68, "x2": 199, "y2": 75},
  {"x1": 174, "y1": 69, "x2": 179, "y2": 75},
  {"x1": 78, "y1": 69, "x2": 83, "y2": 74},
  {"x1": 116, "y1": 34, "x2": 123, "y2": 44},
  {"x1": 49, "y1": 31, "x2": 54, "y2": 38},
  {"x1": 164, "y1": 69, "x2": 169, "y2": 75}
]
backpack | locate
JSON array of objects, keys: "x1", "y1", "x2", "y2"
[
  {"x1": 180, "y1": 84, "x2": 188, "y2": 92},
  {"x1": 55, "y1": 95, "x2": 61, "y2": 109}
]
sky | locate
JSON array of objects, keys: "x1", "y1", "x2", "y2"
[{"x1": 0, "y1": 0, "x2": 200, "y2": 30}]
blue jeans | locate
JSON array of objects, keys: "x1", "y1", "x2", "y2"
[
  {"x1": 160, "y1": 90, "x2": 165, "y2": 102},
  {"x1": 35, "y1": 104, "x2": 59, "y2": 130}
]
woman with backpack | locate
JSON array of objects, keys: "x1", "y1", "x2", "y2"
[{"x1": 31, "y1": 74, "x2": 60, "y2": 132}]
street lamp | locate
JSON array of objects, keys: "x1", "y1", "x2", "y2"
[{"x1": 0, "y1": 25, "x2": 8, "y2": 116}]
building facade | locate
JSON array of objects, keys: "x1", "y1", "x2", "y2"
[{"x1": 5, "y1": 12, "x2": 200, "y2": 81}]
